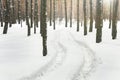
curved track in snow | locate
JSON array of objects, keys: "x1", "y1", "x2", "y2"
[{"x1": 19, "y1": 29, "x2": 99, "y2": 80}]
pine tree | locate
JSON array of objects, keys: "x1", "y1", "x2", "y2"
[
  {"x1": 95, "y1": 0, "x2": 103, "y2": 43},
  {"x1": 3, "y1": 0, "x2": 9, "y2": 34},
  {"x1": 109, "y1": 0, "x2": 112, "y2": 29},
  {"x1": 70, "y1": 0, "x2": 72, "y2": 27},
  {"x1": 64, "y1": 0, "x2": 67, "y2": 27},
  {"x1": 83, "y1": 0, "x2": 87, "y2": 35},
  {"x1": 53, "y1": 0, "x2": 56, "y2": 30},
  {"x1": 112, "y1": 0, "x2": 119, "y2": 39},
  {"x1": 89, "y1": 0, "x2": 93, "y2": 32},
  {"x1": 25, "y1": 0, "x2": 31, "y2": 36},
  {"x1": 77, "y1": 0, "x2": 80, "y2": 31},
  {"x1": 50, "y1": 0, "x2": 52, "y2": 26},
  {"x1": 40, "y1": 0, "x2": 47, "y2": 56}
]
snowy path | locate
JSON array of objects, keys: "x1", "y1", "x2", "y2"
[{"x1": 38, "y1": 29, "x2": 97, "y2": 80}]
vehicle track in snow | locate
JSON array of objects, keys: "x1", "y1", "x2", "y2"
[
  {"x1": 68, "y1": 32, "x2": 100, "y2": 80},
  {"x1": 19, "y1": 31, "x2": 67, "y2": 80}
]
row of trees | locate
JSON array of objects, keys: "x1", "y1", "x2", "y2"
[{"x1": 0, "y1": 0, "x2": 119, "y2": 56}]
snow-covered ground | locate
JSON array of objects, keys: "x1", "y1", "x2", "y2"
[{"x1": 0, "y1": 20, "x2": 120, "y2": 80}]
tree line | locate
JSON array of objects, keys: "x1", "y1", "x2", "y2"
[{"x1": 0, "y1": 0, "x2": 119, "y2": 56}]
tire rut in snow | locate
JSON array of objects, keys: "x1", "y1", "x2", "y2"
[
  {"x1": 68, "y1": 32, "x2": 100, "y2": 80},
  {"x1": 19, "y1": 32, "x2": 67, "y2": 80}
]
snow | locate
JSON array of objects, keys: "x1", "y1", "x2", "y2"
[{"x1": 0, "y1": 20, "x2": 120, "y2": 80}]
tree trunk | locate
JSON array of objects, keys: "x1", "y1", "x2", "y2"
[
  {"x1": 112, "y1": 0, "x2": 119, "y2": 39},
  {"x1": 77, "y1": 0, "x2": 80, "y2": 31},
  {"x1": 89, "y1": 0, "x2": 93, "y2": 32},
  {"x1": 26, "y1": 0, "x2": 31, "y2": 36},
  {"x1": 83, "y1": 0, "x2": 87, "y2": 35},
  {"x1": 64, "y1": 0, "x2": 67, "y2": 27},
  {"x1": 70, "y1": 0, "x2": 72, "y2": 27},
  {"x1": 109, "y1": 0, "x2": 112, "y2": 29},
  {"x1": 40, "y1": 0, "x2": 47, "y2": 56},
  {"x1": 53, "y1": 0, "x2": 56, "y2": 30},
  {"x1": 30, "y1": 0, "x2": 33, "y2": 28},
  {"x1": 95, "y1": 0, "x2": 103, "y2": 43},
  {"x1": 50, "y1": 0, "x2": 52, "y2": 26}
]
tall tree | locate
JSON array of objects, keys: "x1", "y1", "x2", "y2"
[
  {"x1": 40, "y1": 0, "x2": 47, "y2": 56},
  {"x1": 109, "y1": 0, "x2": 112, "y2": 29},
  {"x1": 0, "y1": 0, "x2": 4, "y2": 27},
  {"x1": 18, "y1": 0, "x2": 21, "y2": 24},
  {"x1": 25, "y1": 0, "x2": 31, "y2": 36},
  {"x1": 77, "y1": 0, "x2": 80, "y2": 31},
  {"x1": 50, "y1": 0, "x2": 52, "y2": 26},
  {"x1": 53, "y1": 0, "x2": 56, "y2": 30},
  {"x1": 3, "y1": 0, "x2": 10, "y2": 34},
  {"x1": 34, "y1": 0, "x2": 38, "y2": 34},
  {"x1": 95, "y1": 0, "x2": 103, "y2": 43},
  {"x1": 70, "y1": 0, "x2": 72, "y2": 27},
  {"x1": 83, "y1": 0, "x2": 87, "y2": 35},
  {"x1": 64, "y1": 0, "x2": 67, "y2": 27},
  {"x1": 89, "y1": 0, "x2": 93, "y2": 32},
  {"x1": 112, "y1": 0, "x2": 119, "y2": 39},
  {"x1": 30, "y1": 0, "x2": 33, "y2": 28}
]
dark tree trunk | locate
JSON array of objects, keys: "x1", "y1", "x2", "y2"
[
  {"x1": 70, "y1": 0, "x2": 72, "y2": 27},
  {"x1": 26, "y1": 0, "x2": 31, "y2": 36},
  {"x1": 77, "y1": 0, "x2": 80, "y2": 31},
  {"x1": 18, "y1": 0, "x2": 21, "y2": 24},
  {"x1": 83, "y1": 0, "x2": 87, "y2": 35},
  {"x1": 64, "y1": 0, "x2": 67, "y2": 27},
  {"x1": 34, "y1": 0, "x2": 38, "y2": 34},
  {"x1": 50, "y1": 0, "x2": 52, "y2": 26},
  {"x1": 53, "y1": 0, "x2": 56, "y2": 30},
  {"x1": 40, "y1": 0, "x2": 47, "y2": 56},
  {"x1": 95, "y1": 0, "x2": 103, "y2": 43},
  {"x1": 112, "y1": 0, "x2": 119, "y2": 39},
  {"x1": 30, "y1": 0, "x2": 33, "y2": 28},
  {"x1": 0, "y1": 0, "x2": 4, "y2": 27},
  {"x1": 109, "y1": 1, "x2": 112, "y2": 29},
  {"x1": 89, "y1": 0, "x2": 93, "y2": 32},
  {"x1": 3, "y1": 0, "x2": 9, "y2": 34}
]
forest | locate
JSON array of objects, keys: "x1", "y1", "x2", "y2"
[
  {"x1": 0, "y1": 0, "x2": 120, "y2": 80},
  {"x1": 0, "y1": 0, "x2": 120, "y2": 56}
]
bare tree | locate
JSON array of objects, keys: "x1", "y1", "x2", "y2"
[
  {"x1": 40, "y1": 0, "x2": 47, "y2": 56},
  {"x1": 64, "y1": 0, "x2": 67, "y2": 27},
  {"x1": 77, "y1": 0, "x2": 80, "y2": 31},
  {"x1": 112, "y1": 0, "x2": 119, "y2": 39},
  {"x1": 83, "y1": 0, "x2": 87, "y2": 35},
  {"x1": 95, "y1": 0, "x2": 103, "y2": 43},
  {"x1": 89, "y1": 0, "x2": 93, "y2": 32}
]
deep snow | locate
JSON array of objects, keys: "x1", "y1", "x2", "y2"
[{"x1": 0, "y1": 20, "x2": 120, "y2": 80}]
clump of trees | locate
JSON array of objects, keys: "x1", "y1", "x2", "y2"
[{"x1": 0, "y1": 0, "x2": 119, "y2": 56}]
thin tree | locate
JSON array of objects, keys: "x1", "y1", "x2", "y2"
[
  {"x1": 89, "y1": 0, "x2": 93, "y2": 32},
  {"x1": 34, "y1": 0, "x2": 38, "y2": 34},
  {"x1": 40, "y1": 0, "x2": 47, "y2": 56},
  {"x1": 25, "y1": 0, "x2": 31, "y2": 36},
  {"x1": 18, "y1": 0, "x2": 21, "y2": 24},
  {"x1": 0, "y1": 0, "x2": 4, "y2": 27},
  {"x1": 50, "y1": 0, "x2": 52, "y2": 26},
  {"x1": 64, "y1": 0, "x2": 67, "y2": 27},
  {"x1": 70, "y1": 0, "x2": 72, "y2": 27},
  {"x1": 30, "y1": 0, "x2": 33, "y2": 28},
  {"x1": 77, "y1": 0, "x2": 80, "y2": 31},
  {"x1": 112, "y1": 0, "x2": 119, "y2": 39},
  {"x1": 3, "y1": 0, "x2": 9, "y2": 34},
  {"x1": 109, "y1": 0, "x2": 112, "y2": 29},
  {"x1": 53, "y1": 0, "x2": 56, "y2": 30},
  {"x1": 95, "y1": 0, "x2": 103, "y2": 43},
  {"x1": 83, "y1": 0, "x2": 87, "y2": 35}
]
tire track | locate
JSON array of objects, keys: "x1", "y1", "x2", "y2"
[
  {"x1": 19, "y1": 31, "x2": 67, "y2": 80},
  {"x1": 68, "y1": 32, "x2": 100, "y2": 80}
]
